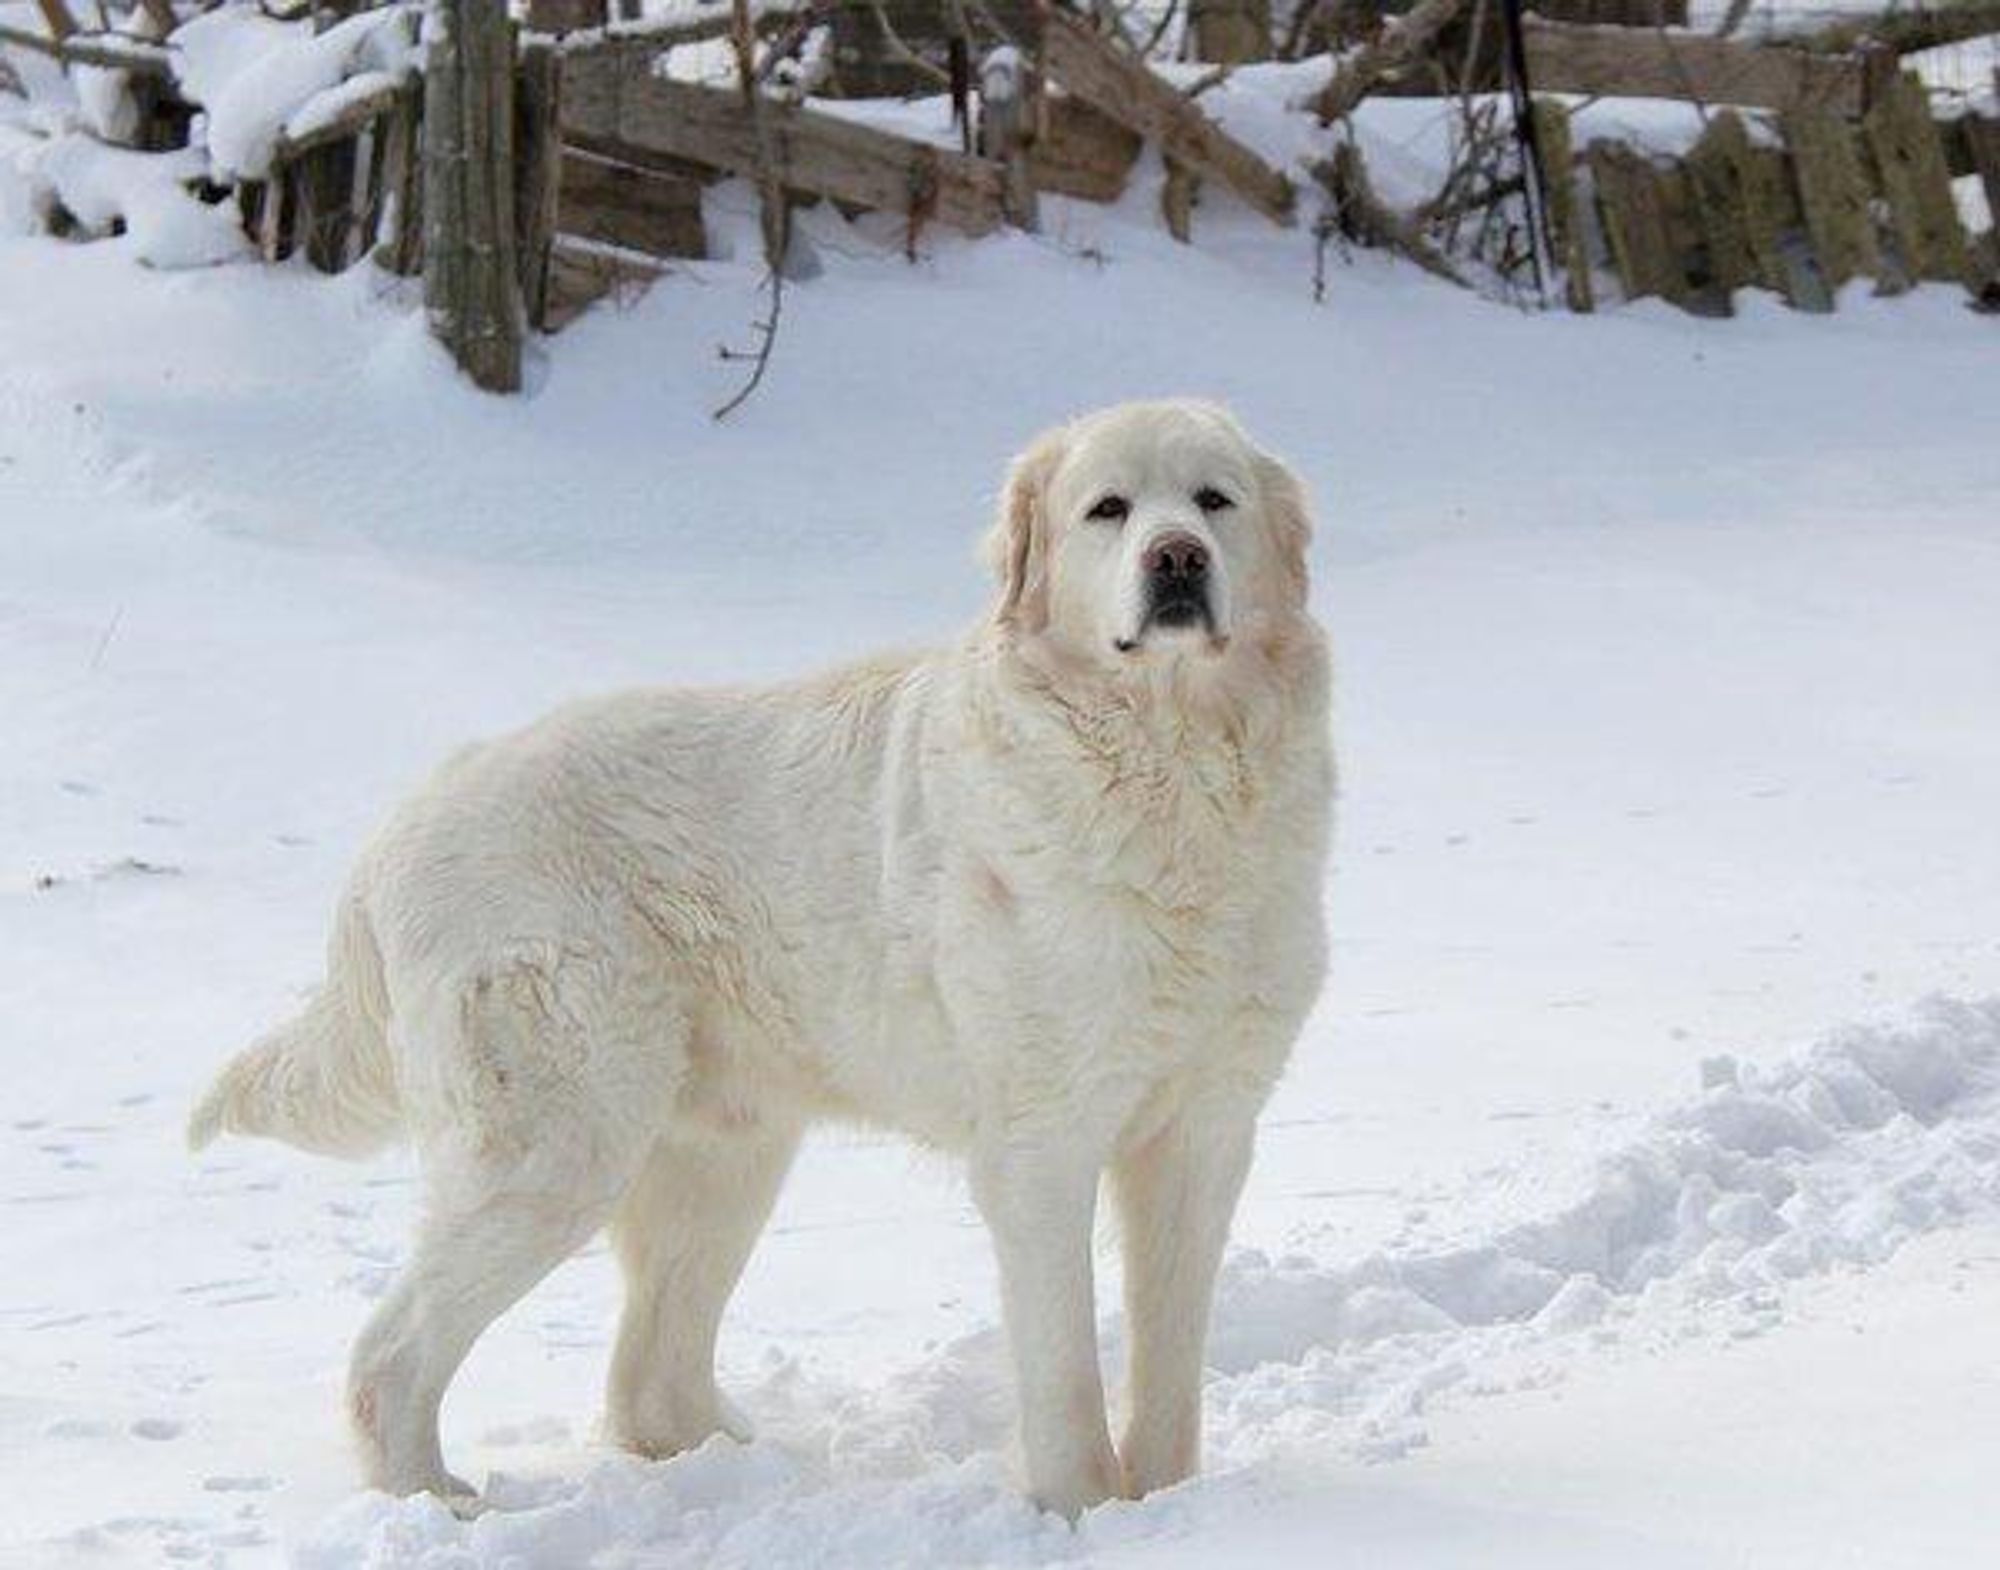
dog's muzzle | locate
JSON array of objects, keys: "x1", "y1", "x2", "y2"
[{"x1": 1120, "y1": 532, "x2": 1214, "y2": 649}]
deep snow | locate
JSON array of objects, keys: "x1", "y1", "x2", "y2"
[{"x1": 5, "y1": 57, "x2": 2000, "y2": 1568}]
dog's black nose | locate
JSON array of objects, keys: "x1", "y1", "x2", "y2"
[{"x1": 1145, "y1": 534, "x2": 1209, "y2": 583}]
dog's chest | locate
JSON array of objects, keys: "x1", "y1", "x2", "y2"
[{"x1": 977, "y1": 776, "x2": 1288, "y2": 1031}]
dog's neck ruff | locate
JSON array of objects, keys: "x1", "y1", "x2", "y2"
[{"x1": 963, "y1": 619, "x2": 1330, "y2": 899}]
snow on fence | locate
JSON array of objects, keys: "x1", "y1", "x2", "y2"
[{"x1": 1, "y1": 0, "x2": 1994, "y2": 394}]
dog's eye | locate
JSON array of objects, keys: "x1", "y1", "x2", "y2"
[
  {"x1": 1193, "y1": 487, "x2": 1235, "y2": 514},
  {"x1": 1086, "y1": 495, "x2": 1131, "y2": 523}
]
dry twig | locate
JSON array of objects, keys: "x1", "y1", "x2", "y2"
[{"x1": 714, "y1": 0, "x2": 790, "y2": 420}]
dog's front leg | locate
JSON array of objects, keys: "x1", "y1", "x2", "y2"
[
  {"x1": 1111, "y1": 1088, "x2": 1261, "y2": 1497},
  {"x1": 971, "y1": 1137, "x2": 1123, "y2": 1519}
]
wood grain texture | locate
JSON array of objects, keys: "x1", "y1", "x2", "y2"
[
  {"x1": 557, "y1": 149, "x2": 706, "y2": 258},
  {"x1": 1311, "y1": 0, "x2": 1464, "y2": 123},
  {"x1": 1964, "y1": 114, "x2": 2000, "y2": 241},
  {"x1": 1524, "y1": 21, "x2": 1870, "y2": 116},
  {"x1": 1589, "y1": 141, "x2": 1691, "y2": 305},
  {"x1": 559, "y1": 49, "x2": 1008, "y2": 235},
  {"x1": 422, "y1": 0, "x2": 523, "y2": 393},
  {"x1": 1781, "y1": 106, "x2": 1881, "y2": 289},
  {"x1": 1531, "y1": 99, "x2": 1594, "y2": 312},
  {"x1": 1039, "y1": 6, "x2": 1293, "y2": 224},
  {"x1": 1862, "y1": 70, "x2": 1970, "y2": 284},
  {"x1": 1029, "y1": 93, "x2": 1141, "y2": 204},
  {"x1": 517, "y1": 41, "x2": 565, "y2": 329}
]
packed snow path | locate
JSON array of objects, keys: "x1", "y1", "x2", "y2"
[{"x1": 5, "y1": 140, "x2": 2000, "y2": 1566}]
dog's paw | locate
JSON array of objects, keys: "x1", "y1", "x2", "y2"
[{"x1": 1030, "y1": 1449, "x2": 1126, "y2": 1522}]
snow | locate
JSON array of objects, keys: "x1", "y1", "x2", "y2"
[
  {"x1": 5, "y1": 42, "x2": 2000, "y2": 1570},
  {"x1": 172, "y1": 4, "x2": 416, "y2": 180},
  {"x1": 281, "y1": 68, "x2": 405, "y2": 149},
  {"x1": 20, "y1": 133, "x2": 245, "y2": 265},
  {"x1": 69, "y1": 63, "x2": 139, "y2": 148}
]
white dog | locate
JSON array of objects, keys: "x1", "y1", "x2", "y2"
[{"x1": 189, "y1": 399, "x2": 1333, "y2": 1518}]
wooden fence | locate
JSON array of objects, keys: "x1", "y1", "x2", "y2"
[
  {"x1": 1534, "y1": 59, "x2": 1995, "y2": 312},
  {"x1": 3, "y1": 0, "x2": 1995, "y2": 388}
]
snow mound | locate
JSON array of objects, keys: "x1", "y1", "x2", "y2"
[
  {"x1": 173, "y1": 4, "x2": 416, "y2": 181},
  {"x1": 1203, "y1": 995, "x2": 2000, "y2": 1462},
  {"x1": 301, "y1": 999, "x2": 2000, "y2": 1565},
  {"x1": 13, "y1": 133, "x2": 244, "y2": 267}
]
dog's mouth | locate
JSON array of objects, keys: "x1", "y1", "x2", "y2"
[{"x1": 1115, "y1": 589, "x2": 1221, "y2": 654}]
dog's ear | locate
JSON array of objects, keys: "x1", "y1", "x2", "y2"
[
  {"x1": 982, "y1": 427, "x2": 1067, "y2": 631},
  {"x1": 1254, "y1": 449, "x2": 1314, "y2": 610}
]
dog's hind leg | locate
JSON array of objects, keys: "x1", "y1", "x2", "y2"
[
  {"x1": 347, "y1": 951, "x2": 681, "y2": 1500},
  {"x1": 605, "y1": 1123, "x2": 799, "y2": 1459},
  {"x1": 347, "y1": 1169, "x2": 618, "y2": 1501}
]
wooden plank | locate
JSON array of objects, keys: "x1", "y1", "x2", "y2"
[
  {"x1": 559, "y1": 49, "x2": 1008, "y2": 235},
  {"x1": 1788, "y1": 2, "x2": 2000, "y2": 59},
  {"x1": 1781, "y1": 106, "x2": 1881, "y2": 289},
  {"x1": 1749, "y1": 141, "x2": 1823, "y2": 308},
  {"x1": 373, "y1": 81, "x2": 425, "y2": 275},
  {"x1": 1656, "y1": 154, "x2": 1716, "y2": 310},
  {"x1": 0, "y1": 20, "x2": 174, "y2": 74},
  {"x1": 1685, "y1": 108, "x2": 1806, "y2": 303},
  {"x1": 1539, "y1": 0, "x2": 1687, "y2": 22},
  {"x1": 558, "y1": 148, "x2": 706, "y2": 258},
  {"x1": 526, "y1": 0, "x2": 605, "y2": 32},
  {"x1": 295, "y1": 138, "x2": 360, "y2": 272},
  {"x1": 1588, "y1": 140, "x2": 1692, "y2": 306},
  {"x1": 542, "y1": 237, "x2": 662, "y2": 330},
  {"x1": 1531, "y1": 98, "x2": 1594, "y2": 311},
  {"x1": 271, "y1": 77, "x2": 409, "y2": 165},
  {"x1": 1161, "y1": 157, "x2": 1198, "y2": 242},
  {"x1": 1039, "y1": 6, "x2": 1293, "y2": 225},
  {"x1": 556, "y1": 7, "x2": 803, "y2": 57},
  {"x1": 1684, "y1": 111, "x2": 1758, "y2": 293},
  {"x1": 1312, "y1": 0, "x2": 1464, "y2": 123},
  {"x1": 1523, "y1": 20, "x2": 1871, "y2": 117},
  {"x1": 976, "y1": 46, "x2": 1038, "y2": 229},
  {"x1": 1961, "y1": 113, "x2": 2000, "y2": 237},
  {"x1": 344, "y1": 118, "x2": 380, "y2": 270},
  {"x1": 563, "y1": 127, "x2": 722, "y2": 186},
  {"x1": 1862, "y1": 69, "x2": 1970, "y2": 284},
  {"x1": 517, "y1": 41, "x2": 565, "y2": 330},
  {"x1": 1028, "y1": 92, "x2": 1141, "y2": 204},
  {"x1": 1189, "y1": 0, "x2": 1270, "y2": 64},
  {"x1": 256, "y1": 174, "x2": 287, "y2": 263}
]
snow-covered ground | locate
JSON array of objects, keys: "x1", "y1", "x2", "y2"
[{"x1": 5, "y1": 79, "x2": 2000, "y2": 1567}]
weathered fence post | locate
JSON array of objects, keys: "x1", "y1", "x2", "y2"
[
  {"x1": 977, "y1": 46, "x2": 1038, "y2": 231},
  {"x1": 423, "y1": 0, "x2": 523, "y2": 393},
  {"x1": 1862, "y1": 69, "x2": 1972, "y2": 287},
  {"x1": 515, "y1": 38, "x2": 563, "y2": 332},
  {"x1": 1189, "y1": 0, "x2": 1271, "y2": 63},
  {"x1": 376, "y1": 78, "x2": 426, "y2": 275}
]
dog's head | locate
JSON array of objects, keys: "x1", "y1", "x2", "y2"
[{"x1": 982, "y1": 401, "x2": 1313, "y2": 672}]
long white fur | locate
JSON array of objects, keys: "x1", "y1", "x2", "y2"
[{"x1": 188, "y1": 400, "x2": 1334, "y2": 1517}]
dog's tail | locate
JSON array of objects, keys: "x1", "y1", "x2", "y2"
[{"x1": 188, "y1": 902, "x2": 403, "y2": 1158}]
